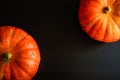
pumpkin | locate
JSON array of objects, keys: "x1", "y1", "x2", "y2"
[
  {"x1": 0, "y1": 26, "x2": 41, "y2": 80},
  {"x1": 78, "y1": 0, "x2": 120, "y2": 43}
]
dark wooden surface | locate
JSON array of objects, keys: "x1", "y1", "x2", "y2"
[{"x1": 1, "y1": 0, "x2": 120, "y2": 80}]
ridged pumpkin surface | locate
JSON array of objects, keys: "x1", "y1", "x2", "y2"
[
  {"x1": 0, "y1": 26, "x2": 40, "y2": 80},
  {"x1": 78, "y1": 0, "x2": 120, "y2": 42}
]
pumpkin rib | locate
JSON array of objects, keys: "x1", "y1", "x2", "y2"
[
  {"x1": 103, "y1": 23, "x2": 110, "y2": 42},
  {"x1": 10, "y1": 63, "x2": 16, "y2": 80},
  {"x1": 82, "y1": 14, "x2": 102, "y2": 33},
  {"x1": 12, "y1": 41, "x2": 39, "y2": 56},
  {"x1": 8, "y1": 27, "x2": 17, "y2": 49},
  {"x1": 87, "y1": 19, "x2": 102, "y2": 38},
  {"x1": 108, "y1": 20, "x2": 114, "y2": 41},
  {"x1": 80, "y1": 13, "x2": 102, "y2": 28},
  {"x1": 80, "y1": 6, "x2": 102, "y2": 13},
  {"x1": 11, "y1": 34, "x2": 28, "y2": 52},
  {"x1": 92, "y1": 16, "x2": 107, "y2": 41},
  {"x1": 104, "y1": 0, "x2": 108, "y2": 6},
  {"x1": 80, "y1": 0, "x2": 104, "y2": 9},
  {"x1": 14, "y1": 49, "x2": 40, "y2": 64},
  {"x1": 111, "y1": 14, "x2": 120, "y2": 29},
  {"x1": 0, "y1": 62, "x2": 5, "y2": 79},
  {"x1": 17, "y1": 58, "x2": 39, "y2": 65},
  {"x1": 111, "y1": 1, "x2": 120, "y2": 17},
  {"x1": 10, "y1": 62, "x2": 20, "y2": 80},
  {"x1": 9, "y1": 27, "x2": 17, "y2": 44},
  {"x1": 103, "y1": 15, "x2": 113, "y2": 42},
  {"x1": 112, "y1": 12, "x2": 120, "y2": 17},
  {"x1": 9, "y1": 67, "x2": 12, "y2": 80},
  {"x1": 13, "y1": 48, "x2": 39, "y2": 54},
  {"x1": 13, "y1": 61, "x2": 31, "y2": 80},
  {"x1": 14, "y1": 59, "x2": 38, "y2": 80},
  {"x1": 0, "y1": 27, "x2": 13, "y2": 50},
  {"x1": 8, "y1": 27, "x2": 28, "y2": 52},
  {"x1": 100, "y1": 15, "x2": 108, "y2": 41},
  {"x1": 97, "y1": 0, "x2": 106, "y2": 7},
  {"x1": 113, "y1": 13, "x2": 120, "y2": 19},
  {"x1": 108, "y1": 0, "x2": 116, "y2": 6},
  {"x1": 79, "y1": 7, "x2": 102, "y2": 18},
  {"x1": 8, "y1": 63, "x2": 11, "y2": 80},
  {"x1": 14, "y1": 34, "x2": 28, "y2": 47},
  {"x1": 79, "y1": 0, "x2": 104, "y2": 16},
  {"x1": 18, "y1": 56, "x2": 39, "y2": 65},
  {"x1": 13, "y1": 62, "x2": 30, "y2": 80},
  {"x1": 110, "y1": 15, "x2": 120, "y2": 30},
  {"x1": 102, "y1": 16, "x2": 109, "y2": 41},
  {"x1": 2, "y1": 27, "x2": 16, "y2": 49},
  {"x1": 97, "y1": 0, "x2": 107, "y2": 7},
  {"x1": 110, "y1": 15, "x2": 120, "y2": 39},
  {"x1": 15, "y1": 56, "x2": 39, "y2": 67},
  {"x1": 112, "y1": 0, "x2": 119, "y2": 7},
  {"x1": 79, "y1": 12, "x2": 101, "y2": 20},
  {"x1": 103, "y1": 16, "x2": 118, "y2": 42},
  {"x1": 5, "y1": 63, "x2": 11, "y2": 80}
]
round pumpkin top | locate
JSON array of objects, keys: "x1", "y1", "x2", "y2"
[
  {"x1": 78, "y1": 0, "x2": 120, "y2": 43},
  {"x1": 0, "y1": 26, "x2": 41, "y2": 80}
]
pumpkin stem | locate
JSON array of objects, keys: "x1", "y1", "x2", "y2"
[
  {"x1": 4, "y1": 52, "x2": 12, "y2": 63},
  {"x1": 103, "y1": 6, "x2": 111, "y2": 14}
]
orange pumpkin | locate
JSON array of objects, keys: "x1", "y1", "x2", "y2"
[
  {"x1": 78, "y1": 0, "x2": 120, "y2": 43},
  {"x1": 0, "y1": 26, "x2": 41, "y2": 80}
]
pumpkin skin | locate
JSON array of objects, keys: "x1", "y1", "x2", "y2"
[
  {"x1": 0, "y1": 26, "x2": 41, "y2": 80},
  {"x1": 78, "y1": 0, "x2": 120, "y2": 43}
]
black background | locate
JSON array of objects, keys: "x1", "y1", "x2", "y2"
[{"x1": 1, "y1": 0, "x2": 120, "y2": 80}]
